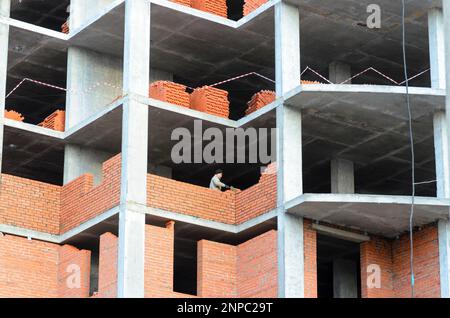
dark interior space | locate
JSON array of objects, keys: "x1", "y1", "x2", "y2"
[
  {"x1": 227, "y1": 0, "x2": 244, "y2": 21},
  {"x1": 10, "y1": 0, "x2": 70, "y2": 31},
  {"x1": 173, "y1": 234, "x2": 197, "y2": 296},
  {"x1": 317, "y1": 234, "x2": 361, "y2": 298}
]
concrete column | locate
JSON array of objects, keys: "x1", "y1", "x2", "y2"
[
  {"x1": 117, "y1": 0, "x2": 150, "y2": 298},
  {"x1": 434, "y1": 3, "x2": 450, "y2": 298},
  {"x1": 0, "y1": 0, "x2": 10, "y2": 178},
  {"x1": 329, "y1": 61, "x2": 352, "y2": 84},
  {"x1": 275, "y1": 1, "x2": 304, "y2": 298},
  {"x1": 333, "y1": 259, "x2": 358, "y2": 298},
  {"x1": 428, "y1": 8, "x2": 446, "y2": 90},
  {"x1": 331, "y1": 158, "x2": 355, "y2": 194}
]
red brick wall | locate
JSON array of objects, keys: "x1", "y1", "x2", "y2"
[
  {"x1": 96, "y1": 232, "x2": 118, "y2": 298},
  {"x1": 237, "y1": 230, "x2": 277, "y2": 297},
  {"x1": 303, "y1": 219, "x2": 317, "y2": 298},
  {"x1": 246, "y1": 90, "x2": 275, "y2": 115},
  {"x1": 0, "y1": 234, "x2": 59, "y2": 297},
  {"x1": 392, "y1": 225, "x2": 440, "y2": 298},
  {"x1": 360, "y1": 224, "x2": 440, "y2": 298},
  {"x1": 197, "y1": 239, "x2": 238, "y2": 297},
  {"x1": 243, "y1": 0, "x2": 268, "y2": 16},
  {"x1": 4, "y1": 110, "x2": 24, "y2": 121},
  {"x1": 170, "y1": 0, "x2": 192, "y2": 6},
  {"x1": 360, "y1": 237, "x2": 394, "y2": 298},
  {"x1": 0, "y1": 234, "x2": 91, "y2": 298},
  {"x1": 0, "y1": 174, "x2": 60, "y2": 234},
  {"x1": 191, "y1": 0, "x2": 228, "y2": 17},
  {"x1": 148, "y1": 174, "x2": 236, "y2": 224},
  {"x1": 235, "y1": 163, "x2": 277, "y2": 224},
  {"x1": 38, "y1": 110, "x2": 66, "y2": 132},
  {"x1": 58, "y1": 245, "x2": 91, "y2": 298},
  {"x1": 60, "y1": 154, "x2": 121, "y2": 233}
]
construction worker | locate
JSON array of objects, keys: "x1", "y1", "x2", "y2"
[{"x1": 209, "y1": 169, "x2": 230, "y2": 191}]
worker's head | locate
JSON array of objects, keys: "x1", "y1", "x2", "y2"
[{"x1": 215, "y1": 169, "x2": 223, "y2": 179}]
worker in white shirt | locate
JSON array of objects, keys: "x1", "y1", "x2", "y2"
[{"x1": 209, "y1": 169, "x2": 230, "y2": 191}]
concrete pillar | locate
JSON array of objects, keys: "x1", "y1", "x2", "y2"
[
  {"x1": 117, "y1": 0, "x2": 150, "y2": 298},
  {"x1": 64, "y1": 1, "x2": 123, "y2": 184},
  {"x1": 329, "y1": 61, "x2": 352, "y2": 84},
  {"x1": 0, "y1": 0, "x2": 10, "y2": 178},
  {"x1": 429, "y1": 8, "x2": 446, "y2": 90},
  {"x1": 275, "y1": 1, "x2": 304, "y2": 298},
  {"x1": 331, "y1": 158, "x2": 355, "y2": 194},
  {"x1": 333, "y1": 259, "x2": 358, "y2": 298},
  {"x1": 433, "y1": 3, "x2": 450, "y2": 298},
  {"x1": 64, "y1": 146, "x2": 113, "y2": 185}
]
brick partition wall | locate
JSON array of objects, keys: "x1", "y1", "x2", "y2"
[
  {"x1": 0, "y1": 174, "x2": 61, "y2": 234},
  {"x1": 243, "y1": 0, "x2": 268, "y2": 16},
  {"x1": 191, "y1": 0, "x2": 228, "y2": 17},
  {"x1": 170, "y1": 0, "x2": 192, "y2": 7},
  {"x1": 147, "y1": 174, "x2": 236, "y2": 224},
  {"x1": 197, "y1": 239, "x2": 238, "y2": 297},
  {"x1": 38, "y1": 110, "x2": 66, "y2": 132},
  {"x1": 190, "y1": 86, "x2": 230, "y2": 118},
  {"x1": 96, "y1": 232, "x2": 118, "y2": 298},
  {"x1": 60, "y1": 154, "x2": 121, "y2": 233},
  {"x1": 0, "y1": 234, "x2": 91, "y2": 298},
  {"x1": 58, "y1": 245, "x2": 91, "y2": 298},
  {"x1": 237, "y1": 230, "x2": 277, "y2": 298},
  {"x1": 235, "y1": 163, "x2": 277, "y2": 224},
  {"x1": 360, "y1": 224, "x2": 440, "y2": 298},
  {"x1": 303, "y1": 219, "x2": 317, "y2": 298}
]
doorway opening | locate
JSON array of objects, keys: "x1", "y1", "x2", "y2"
[{"x1": 317, "y1": 234, "x2": 361, "y2": 298}]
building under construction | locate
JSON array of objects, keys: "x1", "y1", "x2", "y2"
[{"x1": 0, "y1": 0, "x2": 449, "y2": 298}]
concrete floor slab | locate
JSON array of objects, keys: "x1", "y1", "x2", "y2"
[{"x1": 286, "y1": 193, "x2": 450, "y2": 237}]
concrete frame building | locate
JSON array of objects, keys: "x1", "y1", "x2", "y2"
[{"x1": 0, "y1": 0, "x2": 449, "y2": 298}]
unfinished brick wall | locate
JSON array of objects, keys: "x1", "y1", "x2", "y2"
[
  {"x1": 237, "y1": 230, "x2": 277, "y2": 298},
  {"x1": 170, "y1": 0, "x2": 192, "y2": 7},
  {"x1": 243, "y1": 0, "x2": 268, "y2": 16},
  {"x1": 235, "y1": 163, "x2": 277, "y2": 224},
  {"x1": 4, "y1": 110, "x2": 24, "y2": 121},
  {"x1": 303, "y1": 219, "x2": 317, "y2": 298},
  {"x1": 0, "y1": 174, "x2": 61, "y2": 234},
  {"x1": 147, "y1": 174, "x2": 236, "y2": 224},
  {"x1": 58, "y1": 245, "x2": 91, "y2": 298},
  {"x1": 197, "y1": 240, "x2": 238, "y2": 297},
  {"x1": 190, "y1": 86, "x2": 230, "y2": 118},
  {"x1": 0, "y1": 234, "x2": 91, "y2": 298},
  {"x1": 191, "y1": 0, "x2": 228, "y2": 17},
  {"x1": 246, "y1": 90, "x2": 276, "y2": 115},
  {"x1": 60, "y1": 154, "x2": 121, "y2": 233},
  {"x1": 38, "y1": 110, "x2": 66, "y2": 132},
  {"x1": 96, "y1": 232, "x2": 118, "y2": 298},
  {"x1": 61, "y1": 21, "x2": 69, "y2": 34},
  {"x1": 392, "y1": 224, "x2": 440, "y2": 298},
  {"x1": 149, "y1": 81, "x2": 190, "y2": 108},
  {"x1": 360, "y1": 224, "x2": 440, "y2": 298}
]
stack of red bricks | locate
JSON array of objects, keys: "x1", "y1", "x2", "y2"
[
  {"x1": 149, "y1": 81, "x2": 190, "y2": 108},
  {"x1": 245, "y1": 90, "x2": 275, "y2": 115},
  {"x1": 61, "y1": 21, "x2": 69, "y2": 34},
  {"x1": 243, "y1": 0, "x2": 268, "y2": 16},
  {"x1": 4, "y1": 110, "x2": 24, "y2": 122},
  {"x1": 38, "y1": 110, "x2": 66, "y2": 132},
  {"x1": 190, "y1": 86, "x2": 230, "y2": 118},
  {"x1": 191, "y1": 0, "x2": 228, "y2": 18},
  {"x1": 170, "y1": 0, "x2": 192, "y2": 7}
]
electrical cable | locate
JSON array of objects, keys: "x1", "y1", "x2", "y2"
[{"x1": 401, "y1": 0, "x2": 416, "y2": 298}]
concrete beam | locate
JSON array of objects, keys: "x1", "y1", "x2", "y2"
[
  {"x1": 275, "y1": 1, "x2": 304, "y2": 298},
  {"x1": 69, "y1": 0, "x2": 118, "y2": 30},
  {"x1": 331, "y1": 158, "x2": 355, "y2": 194},
  {"x1": 329, "y1": 61, "x2": 351, "y2": 84},
  {"x1": 0, "y1": 0, "x2": 10, "y2": 177},
  {"x1": 117, "y1": 0, "x2": 150, "y2": 298}
]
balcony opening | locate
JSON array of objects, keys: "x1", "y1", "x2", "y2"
[{"x1": 317, "y1": 234, "x2": 361, "y2": 298}]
